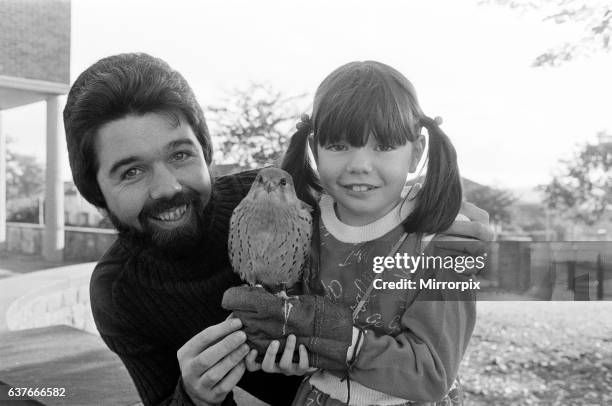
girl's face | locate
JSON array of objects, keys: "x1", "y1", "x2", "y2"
[{"x1": 316, "y1": 133, "x2": 424, "y2": 226}]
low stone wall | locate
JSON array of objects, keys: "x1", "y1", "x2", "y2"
[
  {"x1": 5, "y1": 222, "x2": 116, "y2": 261},
  {"x1": 63, "y1": 225, "x2": 117, "y2": 261},
  {"x1": 5, "y1": 263, "x2": 98, "y2": 335},
  {"x1": 6, "y1": 222, "x2": 43, "y2": 255}
]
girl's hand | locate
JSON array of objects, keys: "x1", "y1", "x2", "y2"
[{"x1": 245, "y1": 334, "x2": 317, "y2": 376}]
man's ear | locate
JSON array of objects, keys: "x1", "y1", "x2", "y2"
[
  {"x1": 208, "y1": 161, "x2": 216, "y2": 178},
  {"x1": 410, "y1": 134, "x2": 426, "y2": 173}
]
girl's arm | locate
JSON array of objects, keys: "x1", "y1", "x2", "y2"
[{"x1": 349, "y1": 263, "x2": 476, "y2": 402}]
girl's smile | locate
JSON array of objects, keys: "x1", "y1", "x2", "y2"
[{"x1": 340, "y1": 183, "x2": 381, "y2": 193}]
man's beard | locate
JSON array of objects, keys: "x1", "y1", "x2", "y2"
[{"x1": 107, "y1": 188, "x2": 208, "y2": 259}]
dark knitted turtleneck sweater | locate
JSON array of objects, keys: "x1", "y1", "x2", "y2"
[{"x1": 90, "y1": 170, "x2": 301, "y2": 406}]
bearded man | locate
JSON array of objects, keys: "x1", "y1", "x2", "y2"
[{"x1": 64, "y1": 53, "x2": 305, "y2": 406}]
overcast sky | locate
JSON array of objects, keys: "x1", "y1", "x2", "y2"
[{"x1": 3, "y1": 0, "x2": 612, "y2": 191}]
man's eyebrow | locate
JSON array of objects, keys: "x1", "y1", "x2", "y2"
[
  {"x1": 109, "y1": 157, "x2": 140, "y2": 177},
  {"x1": 166, "y1": 139, "x2": 197, "y2": 151}
]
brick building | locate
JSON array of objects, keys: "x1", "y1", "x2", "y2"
[{"x1": 0, "y1": 0, "x2": 71, "y2": 260}]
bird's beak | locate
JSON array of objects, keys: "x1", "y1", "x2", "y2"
[{"x1": 265, "y1": 183, "x2": 272, "y2": 193}]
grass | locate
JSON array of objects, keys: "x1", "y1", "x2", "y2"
[{"x1": 461, "y1": 301, "x2": 612, "y2": 405}]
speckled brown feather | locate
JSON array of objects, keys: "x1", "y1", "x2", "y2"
[{"x1": 228, "y1": 168, "x2": 312, "y2": 293}]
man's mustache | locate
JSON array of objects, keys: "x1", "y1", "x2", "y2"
[
  {"x1": 106, "y1": 186, "x2": 208, "y2": 258},
  {"x1": 139, "y1": 189, "x2": 200, "y2": 221}
]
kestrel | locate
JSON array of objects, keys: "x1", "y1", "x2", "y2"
[{"x1": 228, "y1": 168, "x2": 313, "y2": 298}]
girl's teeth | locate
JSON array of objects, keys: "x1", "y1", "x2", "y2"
[{"x1": 350, "y1": 185, "x2": 370, "y2": 192}]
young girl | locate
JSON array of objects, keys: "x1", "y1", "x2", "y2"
[
  {"x1": 224, "y1": 60, "x2": 477, "y2": 405},
  {"x1": 282, "y1": 60, "x2": 475, "y2": 405}
]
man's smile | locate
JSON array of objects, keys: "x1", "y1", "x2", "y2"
[{"x1": 149, "y1": 204, "x2": 189, "y2": 225}]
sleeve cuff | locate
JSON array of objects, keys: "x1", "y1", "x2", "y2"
[
  {"x1": 175, "y1": 378, "x2": 236, "y2": 406},
  {"x1": 174, "y1": 377, "x2": 197, "y2": 405},
  {"x1": 346, "y1": 326, "x2": 365, "y2": 364}
]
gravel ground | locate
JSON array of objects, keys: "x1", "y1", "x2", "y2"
[{"x1": 462, "y1": 301, "x2": 612, "y2": 406}]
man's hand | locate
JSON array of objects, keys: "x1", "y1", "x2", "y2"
[
  {"x1": 448, "y1": 201, "x2": 493, "y2": 241},
  {"x1": 177, "y1": 318, "x2": 250, "y2": 405},
  {"x1": 431, "y1": 201, "x2": 494, "y2": 275}
]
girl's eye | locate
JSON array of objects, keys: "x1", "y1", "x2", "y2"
[
  {"x1": 325, "y1": 143, "x2": 348, "y2": 152},
  {"x1": 122, "y1": 167, "x2": 143, "y2": 180},
  {"x1": 375, "y1": 145, "x2": 396, "y2": 152}
]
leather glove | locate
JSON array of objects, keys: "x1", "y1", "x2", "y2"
[{"x1": 222, "y1": 286, "x2": 353, "y2": 370}]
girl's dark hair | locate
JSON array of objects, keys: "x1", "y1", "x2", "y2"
[
  {"x1": 280, "y1": 118, "x2": 322, "y2": 208},
  {"x1": 282, "y1": 60, "x2": 462, "y2": 234},
  {"x1": 63, "y1": 53, "x2": 212, "y2": 209}
]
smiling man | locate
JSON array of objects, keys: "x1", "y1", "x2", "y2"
[{"x1": 63, "y1": 53, "x2": 302, "y2": 406}]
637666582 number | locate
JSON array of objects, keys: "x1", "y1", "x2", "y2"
[{"x1": 7, "y1": 387, "x2": 66, "y2": 397}]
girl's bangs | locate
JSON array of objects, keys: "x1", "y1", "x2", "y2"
[{"x1": 315, "y1": 75, "x2": 418, "y2": 147}]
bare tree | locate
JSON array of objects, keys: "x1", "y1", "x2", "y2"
[
  {"x1": 5, "y1": 137, "x2": 44, "y2": 199},
  {"x1": 207, "y1": 83, "x2": 307, "y2": 168},
  {"x1": 480, "y1": 0, "x2": 612, "y2": 66},
  {"x1": 464, "y1": 184, "x2": 517, "y2": 226},
  {"x1": 543, "y1": 133, "x2": 612, "y2": 226}
]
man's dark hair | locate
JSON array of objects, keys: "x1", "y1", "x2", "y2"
[{"x1": 63, "y1": 53, "x2": 212, "y2": 209}]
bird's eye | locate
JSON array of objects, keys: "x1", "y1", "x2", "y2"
[
  {"x1": 280, "y1": 178, "x2": 287, "y2": 186},
  {"x1": 257, "y1": 176, "x2": 263, "y2": 184}
]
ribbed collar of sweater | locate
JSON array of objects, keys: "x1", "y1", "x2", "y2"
[{"x1": 319, "y1": 184, "x2": 420, "y2": 244}]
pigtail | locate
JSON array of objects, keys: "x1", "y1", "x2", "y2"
[
  {"x1": 403, "y1": 116, "x2": 462, "y2": 234},
  {"x1": 281, "y1": 114, "x2": 321, "y2": 208}
]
